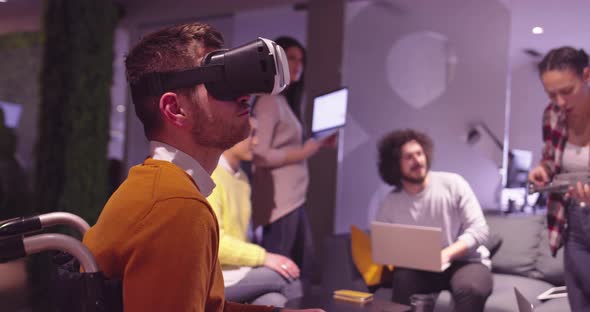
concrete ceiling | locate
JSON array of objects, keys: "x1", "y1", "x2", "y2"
[
  {"x1": 2, "y1": 0, "x2": 589, "y2": 53},
  {"x1": 0, "y1": 0, "x2": 304, "y2": 20},
  {"x1": 0, "y1": 0, "x2": 40, "y2": 18},
  {"x1": 0, "y1": 0, "x2": 306, "y2": 34}
]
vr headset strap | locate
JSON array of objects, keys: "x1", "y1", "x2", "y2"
[{"x1": 131, "y1": 65, "x2": 225, "y2": 97}]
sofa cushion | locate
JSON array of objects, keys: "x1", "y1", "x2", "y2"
[
  {"x1": 434, "y1": 274, "x2": 556, "y2": 312},
  {"x1": 487, "y1": 273, "x2": 553, "y2": 310},
  {"x1": 485, "y1": 232, "x2": 503, "y2": 259},
  {"x1": 531, "y1": 219, "x2": 565, "y2": 286},
  {"x1": 486, "y1": 214, "x2": 544, "y2": 277}
]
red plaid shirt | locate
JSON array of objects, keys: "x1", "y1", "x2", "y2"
[{"x1": 540, "y1": 102, "x2": 569, "y2": 256}]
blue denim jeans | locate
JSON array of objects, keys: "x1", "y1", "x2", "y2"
[
  {"x1": 262, "y1": 206, "x2": 316, "y2": 282},
  {"x1": 565, "y1": 202, "x2": 590, "y2": 311}
]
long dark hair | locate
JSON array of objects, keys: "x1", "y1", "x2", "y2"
[{"x1": 275, "y1": 36, "x2": 306, "y2": 121}]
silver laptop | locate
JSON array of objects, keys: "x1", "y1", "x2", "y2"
[
  {"x1": 514, "y1": 288, "x2": 535, "y2": 312},
  {"x1": 370, "y1": 222, "x2": 451, "y2": 272}
]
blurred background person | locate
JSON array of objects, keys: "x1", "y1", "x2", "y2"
[
  {"x1": 0, "y1": 108, "x2": 31, "y2": 221},
  {"x1": 250, "y1": 36, "x2": 335, "y2": 285}
]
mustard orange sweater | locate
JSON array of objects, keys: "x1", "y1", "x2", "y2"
[{"x1": 83, "y1": 158, "x2": 274, "y2": 312}]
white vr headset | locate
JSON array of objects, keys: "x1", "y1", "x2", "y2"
[{"x1": 130, "y1": 37, "x2": 291, "y2": 101}]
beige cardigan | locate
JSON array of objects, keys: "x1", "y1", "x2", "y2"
[{"x1": 251, "y1": 94, "x2": 309, "y2": 227}]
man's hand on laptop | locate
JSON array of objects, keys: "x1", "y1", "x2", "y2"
[
  {"x1": 441, "y1": 248, "x2": 452, "y2": 265},
  {"x1": 265, "y1": 252, "x2": 301, "y2": 280},
  {"x1": 441, "y1": 240, "x2": 469, "y2": 265}
]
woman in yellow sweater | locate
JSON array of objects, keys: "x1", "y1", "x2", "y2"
[{"x1": 209, "y1": 136, "x2": 303, "y2": 307}]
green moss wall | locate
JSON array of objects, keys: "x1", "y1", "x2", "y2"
[{"x1": 35, "y1": 0, "x2": 119, "y2": 224}]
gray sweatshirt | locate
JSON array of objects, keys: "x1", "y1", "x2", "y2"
[{"x1": 376, "y1": 171, "x2": 490, "y2": 263}]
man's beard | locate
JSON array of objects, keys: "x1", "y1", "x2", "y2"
[
  {"x1": 189, "y1": 105, "x2": 250, "y2": 150},
  {"x1": 191, "y1": 121, "x2": 249, "y2": 150},
  {"x1": 401, "y1": 166, "x2": 427, "y2": 185}
]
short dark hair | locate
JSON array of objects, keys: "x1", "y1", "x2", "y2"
[
  {"x1": 538, "y1": 46, "x2": 589, "y2": 77},
  {"x1": 125, "y1": 22, "x2": 224, "y2": 138},
  {"x1": 377, "y1": 129, "x2": 433, "y2": 188}
]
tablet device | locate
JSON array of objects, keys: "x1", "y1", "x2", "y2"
[{"x1": 311, "y1": 87, "x2": 348, "y2": 139}]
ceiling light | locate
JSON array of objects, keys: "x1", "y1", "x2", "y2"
[{"x1": 532, "y1": 26, "x2": 544, "y2": 35}]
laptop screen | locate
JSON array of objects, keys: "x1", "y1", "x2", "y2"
[{"x1": 311, "y1": 87, "x2": 348, "y2": 135}]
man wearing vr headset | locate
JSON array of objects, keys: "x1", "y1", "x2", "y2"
[{"x1": 83, "y1": 22, "x2": 322, "y2": 312}]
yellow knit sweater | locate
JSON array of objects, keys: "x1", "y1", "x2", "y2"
[
  {"x1": 208, "y1": 165, "x2": 266, "y2": 267},
  {"x1": 83, "y1": 158, "x2": 273, "y2": 312}
]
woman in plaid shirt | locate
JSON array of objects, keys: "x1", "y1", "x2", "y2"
[{"x1": 528, "y1": 46, "x2": 590, "y2": 310}]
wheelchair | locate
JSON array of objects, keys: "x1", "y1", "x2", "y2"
[{"x1": 0, "y1": 212, "x2": 122, "y2": 312}]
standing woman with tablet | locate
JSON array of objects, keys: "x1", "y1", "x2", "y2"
[
  {"x1": 251, "y1": 37, "x2": 333, "y2": 283},
  {"x1": 528, "y1": 46, "x2": 590, "y2": 310}
]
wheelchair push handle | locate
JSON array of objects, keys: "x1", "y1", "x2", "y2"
[
  {"x1": 0, "y1": 212, "x2": 91, "y2": 238},
  {"x1": 0, "y1": 233, "x2": 99, "y2": 273},
  {"x1": 0, "y1": 213, "x2": 96, "y2": 272}
]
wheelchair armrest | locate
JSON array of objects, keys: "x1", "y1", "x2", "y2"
[{"x1": 0, "y1": 212, "x2": 90, "y2": 238}]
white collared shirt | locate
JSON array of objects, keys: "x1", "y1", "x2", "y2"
[{"x1": 149, "y1": 140, "x2": 216, "y2": 197}]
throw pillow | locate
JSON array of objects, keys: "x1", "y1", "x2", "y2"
[
  {"x1": 487, "y1": 214, "x2": 544, "y2": 277},
  {"x1": 532, "y1": 218, "x2": 565, "y2": 286}
]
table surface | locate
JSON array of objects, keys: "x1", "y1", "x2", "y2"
[{"x1": 285, "y1": 294, "x2": 411, "y2": 312}]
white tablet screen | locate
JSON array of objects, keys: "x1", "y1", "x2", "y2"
[{"x1": 311, "y1": 88, "x2": 348, "y2": 134}]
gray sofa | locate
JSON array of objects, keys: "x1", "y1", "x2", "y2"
[{"x1": 320, "y1": 213, "x2": 570, "y2": 311}]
